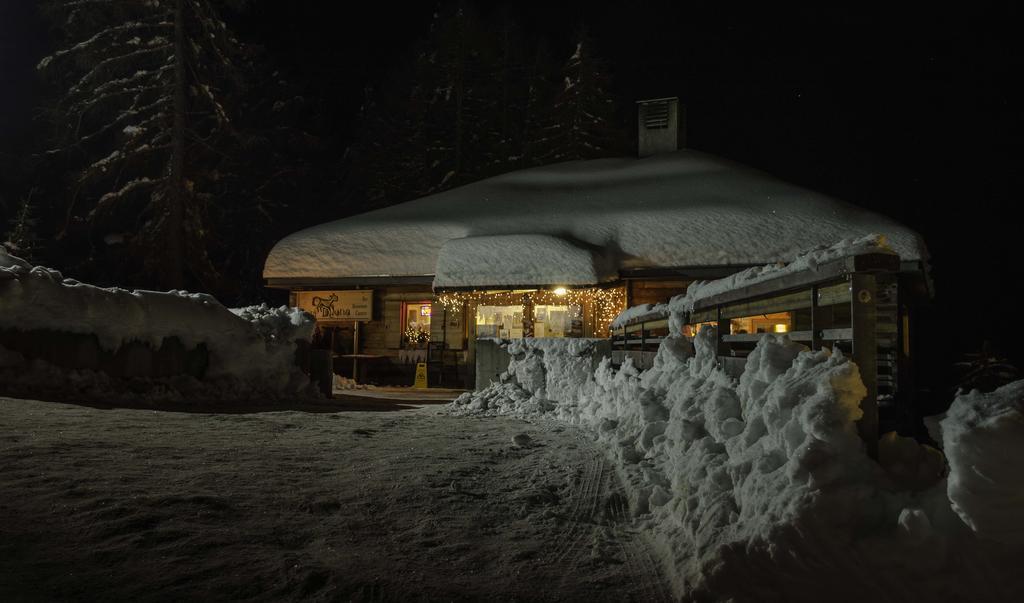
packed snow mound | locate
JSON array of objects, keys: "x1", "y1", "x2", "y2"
[
  {"x1": 452, "y1": 333, "x2": 1024, "y2": 600},
  {"x1": 434, "y1": 234, "x2": 614, "y2": 288},
  {"x1": 0, "y1": 248, "x2": 316, "y2": 399},
  {"x1": 939, "y1": 380, "x2": 1024, "y2": 546},
  {"x1": 264, "y1": 150, "x2": 927, "y2": 283}
]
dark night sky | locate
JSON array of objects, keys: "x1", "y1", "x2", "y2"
[{"x1": 2, "y1": 2, "x2": 1023, "y2": 375}]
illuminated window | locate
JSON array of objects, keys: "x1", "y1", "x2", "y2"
[
  {"x1": 533, "y1": 304, "x2": 582, "y2": 338},
  {"x1": 683, "y1": 322, "x2": 717, "y2": 338},
  {"x1": 476, "y1": 305, "x2": 524, "y2": 339},
  {"x1": 401, "y1": 301, "x2": 431, "y2": 347},
  {"x1": 729, "y1": 312, "x2": 791, "y2": 335}
]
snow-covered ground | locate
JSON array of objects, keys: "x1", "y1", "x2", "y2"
[
  {"x1": 451, "y1": 335, "x2": 1024, "y2": 601},
  {"x1": 0, "y1": 396, "x2": 671, "y2": 602}
]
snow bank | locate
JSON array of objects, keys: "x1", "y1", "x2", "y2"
[
  {"x1": 265, "y1": 150, "x2": 927, "y2": 285},
  {"x1": 0, "y1": 248, "x2": 316, "y2": 401},
  {"x1": 451, "y1": 332, "x2": 1024, "y2": 600},
  {"x1": 939, "y1": 381, "x2": 1024, "y2": 546}
]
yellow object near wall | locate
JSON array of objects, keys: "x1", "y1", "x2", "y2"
[{"x1": 413, "y1": 362, "x2": 428, "y2": 389}]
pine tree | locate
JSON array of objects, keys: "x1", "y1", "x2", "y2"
[
  {"x1": 3, "y1": 188, "x2": 41, "y2": 261},
  {"x1": 532, "y1": 28, "x2": 624, "y2": 164},
  {"x1": 348, "y1": 3, "x2": 495, "y2": 210},
  {"x1": 35, "y1": 0, "x2": 247, "y2": 291},
  {"x1": 520, "y1": 41, "x2": 555, "y2": 167},
  {"x1": 475, "y1": 9, "x2": 528, "y2": 176}
]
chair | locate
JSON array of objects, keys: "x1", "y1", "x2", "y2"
[{"x1": 427, "y1": 342, "x2": 445, "y2": 385}]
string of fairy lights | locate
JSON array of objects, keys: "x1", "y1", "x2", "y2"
[{"x1": 435, "y1": 286, "x2": 627, "y2": 335}]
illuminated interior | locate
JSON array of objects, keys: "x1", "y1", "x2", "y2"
[
  {"x1": 476, "y1": 305, "x2": 524, "y2": 338},
  {"x1": 683, "y1": 322, "x2": 716, "y2": 338},
  {"x1": 533, "y1": 304, "x2": 582, "y2": 338},
  {"x1": 438, "y1": 286, "x2": 626, "y2": 338},
  {"x1": 402, "y1": 301, "x2": 431, "y2": 346},
  {"x1": 729, "y1": 312, "x2": 791, "y2": 334},
  {"x1": 682, "y1": 312, "x2": 792, "y2": 338}
]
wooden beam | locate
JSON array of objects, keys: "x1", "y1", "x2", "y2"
[{"x1": 850, "y1": 272, "x2": 879, "y2": 459}]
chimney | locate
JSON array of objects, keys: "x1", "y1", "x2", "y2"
[{"x1": 636, "y1": 97, "x2": 684, "y2": 157}]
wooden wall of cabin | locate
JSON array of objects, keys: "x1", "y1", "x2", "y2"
[
  {"x1": 359, "y1": 286, "x2": 434, "y2": 358},
  {"x1": 627, "y1": 279, "x2": 691, "y2": 307}
]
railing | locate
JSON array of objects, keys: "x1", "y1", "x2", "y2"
[{"x1": 612, "y1": 251, "x2": 911, "y2": 457}]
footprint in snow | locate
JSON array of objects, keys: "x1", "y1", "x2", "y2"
[{"x1": 512, "y1": 433, "x2": 534, "y2": 447}]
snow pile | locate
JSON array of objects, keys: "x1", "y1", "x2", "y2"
[
  {"x1": 939, "y1": 380, "x2": 1024, "y2": 546},
  {"x1": 265, "y1": 150, "x2": 927, "y2": 284},
  {"x1": 433, "y1": 234, "x2": 613, "y2": 288},
  {"x1": 609, "y1": 303, "x2": 663, "y2": 329},
  {"x1": 0, "y1": 248, "x2": 316, "y2": 401},
  {"x1": 333, "y1": 374, "x2": 375, "y2": 392},
  {"x1": 451, "y1": 332, "x2": 1024, "y2": 600}
]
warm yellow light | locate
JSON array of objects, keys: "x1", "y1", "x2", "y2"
[
  {"x1": 553, "y1": 287, "x2": 568, "y2": 296},
  {"x1": 774, "y1": 324, "x2": 788, "y2": 333}
]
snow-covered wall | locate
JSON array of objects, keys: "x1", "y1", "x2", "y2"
[
  {"x1": 0, "y1": 249, "x2": 316, "y2": 401},
  {"x1": 452, "y1": 332, "x2": 1024, "y2": 601},
  {"x1": 264, "y1": 150, "x2": 928, "y2": 285}
]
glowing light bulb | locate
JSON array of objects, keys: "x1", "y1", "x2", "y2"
[
  {"x1": 774, "y1": 324, "x2": 788, "y2": 333},
  {"x1": 553, "y1": 287, "x2": 567, "y2": 296}
]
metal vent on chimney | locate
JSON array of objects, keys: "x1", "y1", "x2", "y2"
[
  {"x1": 637, "y1": 97, "x2": 681, "y2": 157},
  {"x1": 643, "y1": 100, "x2": 671, "y2": 129}
]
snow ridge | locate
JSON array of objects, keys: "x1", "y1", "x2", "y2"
[
  {"x1": 451, "y1": 332, "x2": 1024, "y2": 601},
  {"x1": 1, "y1": 248, "x2": 316, "y2": 401}
]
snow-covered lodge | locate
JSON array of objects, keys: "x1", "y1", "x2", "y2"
[{"x1": 263, "y1": 99, "x2": 929, "y2": 388}]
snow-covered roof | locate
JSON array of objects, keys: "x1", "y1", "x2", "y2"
[
  {"x1": 434, "y1": 234, "x2": 615, "y2": 288},
  {"x1": 264, "y1": 150, "x2": 927, "y2": 287}
]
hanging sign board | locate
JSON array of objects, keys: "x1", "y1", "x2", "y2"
[{"x1": 296, "y1": 290, "x2": 373, "y2": 321}]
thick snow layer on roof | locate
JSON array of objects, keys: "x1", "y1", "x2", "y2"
[
  {"x1": 611, "y1": 234, "x2": 893, "y2": 327},
  {"x1": 433, "y1": 234, "x2": 613, "y2": 288},
  {"x1": 265, "y1": 150, "x2": 927, "y2": 285},
  {"x1": 674, "y1": 233, "x2": 892, "y2": 309}
]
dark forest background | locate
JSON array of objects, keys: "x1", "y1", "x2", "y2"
[{"x1": 2, "y1": 1, "x2": 1023, "y2": 401}]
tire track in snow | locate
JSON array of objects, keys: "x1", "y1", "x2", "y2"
[
  {"x1": 549, "y1": 429, "x2": 673, "y2": 602},
  {"x1": 548, "y1": 440, "x2": 606, "y2": 565},
  {"x1": 606, "y1": 487, "x2": 674, "y2": 603}
]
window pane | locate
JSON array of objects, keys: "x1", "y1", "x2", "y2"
[
  {"x1": 402, "y1": 302, "x2": 431, "y2": 347},
  {"x1": 534, "y1": 304, "x2": 582, "y2": 338},
  {"x1": 476, "y1": 305, "x2": 523, "y2": 339}
]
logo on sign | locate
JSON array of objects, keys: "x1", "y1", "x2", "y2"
[{"x1": 312, "y1": 293, "x2": 339, "y2": 318}]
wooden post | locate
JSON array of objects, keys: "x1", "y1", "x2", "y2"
[
  {"x1": 850, "y1": 273, "x2": 879, "y2": 459},
  {"x1": 716, "y1": 306, "x2": 730, "y2": 359},
  {"x1": 522, "y1": 294, "x2": 534, "y2": 338},
  {"x1": 352, "y1": 321, "x2": 360, "y2": 380},
  {"x1": 810, "y1": 285, "x2": 821, "y2": 351}
]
